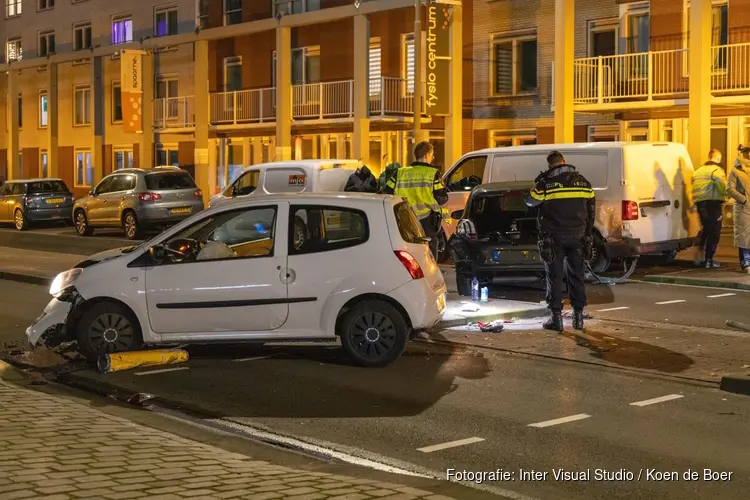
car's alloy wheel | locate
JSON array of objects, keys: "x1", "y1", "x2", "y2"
[
  {"x1": 76, "y1": 302, "x2": 142, "y2": 361},
  {"x1": 339, "y1": 300, "x2": 408, "y2": 368},
  {"x1": 75, "y1": 210, "x2": 92, "y2": 236},
  {"x1": 14, "y1": 209, "x2": 27, "y2": 231},
  {"x1": 123, "y1": 212, "x2": 139, "y2": 240}
]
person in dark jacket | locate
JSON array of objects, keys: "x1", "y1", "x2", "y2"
[
  {"x1": 378, "y1": 162, "x2": 401, "y2": 193},
  {"x1": 525, "y1": 151, "x2": 596, "y2": 332},
  {"x1": 344, "y1": 165, "x2": 377, "y2": 193}
]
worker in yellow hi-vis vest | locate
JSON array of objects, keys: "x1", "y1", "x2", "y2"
[
  {"x1": 691, "y1": 148, "x2": 727, "y2": 268},
  {"x1": 383, "y1": 141, "x2": 449, "y2": 259}
]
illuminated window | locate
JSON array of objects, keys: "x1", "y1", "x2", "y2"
[
  {"x1": 369, "y1": 39, "x2": 381, "y2": 96},
  {"x1": 40, "y1": 150, "x2": 48, "y2": 178},
  {"x1": 39, "y1": 91, "x2": 48, "y2": 128},
  {"x1": 75, "y1": 149, "x2": 93, "y2": 187},
  {"x1": 113, "y1": 148, "x2": 134, "y2": 170},
  {"x1": 155, "y1": 6, "x2": 178, "y2": 37},
  {"x1": 5, "y1": 0, "x2": 22, "y2": 18},
  {"x1": 6, "y1": 38, "x2": 22, "y2": 62},
  {"x1": 112, "y1": 16, "x2": 133, "y2": 45}
]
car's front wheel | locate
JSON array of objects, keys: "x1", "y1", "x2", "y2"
[
  {"x1": 339, "y1": 300, "x2": 408, "y2": 368},
  {"x1": 74, "y1": 209, "x2": 93, "y2": 236},
  {"x1": 14, "y1": 209, "x2": 28, "y2": 231},
  {"x1": 75, "y1": 301, "x2": 143, "y2": 361}
]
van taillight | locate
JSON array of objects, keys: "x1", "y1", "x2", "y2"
[
  {"x1": 622, "y1": 200, "x2": 639, "y2": 221},
  {"x1": 394, "y1": 250, "x2": 425, "y2": 280}
]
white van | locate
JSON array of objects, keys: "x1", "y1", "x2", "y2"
[
  {"x1": 442, "y1": 142, "x2": 700, "y2": 266},
  {"x1": 209, "y1": 159, "x2": 361, "y2": 208}
]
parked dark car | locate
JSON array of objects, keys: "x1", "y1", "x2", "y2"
[
  {"x1": 0, "y1": 178, "x2": 74, "y2": 231},
  {"x1": 448, "y1": 182, "x2": 546, "y2": 295}
]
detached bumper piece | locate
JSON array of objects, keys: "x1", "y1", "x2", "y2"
[{"x1": 98, "y1": 349, "x2": 189, "y2": 374}]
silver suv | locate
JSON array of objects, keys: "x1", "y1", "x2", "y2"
[{"x1": 73, "y1": 167, "x2": 204, "y2": 239}]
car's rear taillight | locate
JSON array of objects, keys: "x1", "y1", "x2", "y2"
[
  {"x1": 394, "y1": 250, "x2": 424, "y2": 280},
  {"x1": 194, "y1": 189, "x2": 203, "y2": 199},
  {"x1": 139, "y1": 192, "x2": 162, "y2": 201},
  {"x1": 622, "y1": 200, "x2": 639, "y2": 221}
]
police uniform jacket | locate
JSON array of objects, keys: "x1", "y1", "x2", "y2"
[{"x1": 524, "y1": 164, "x2": 596, "y2": 240}]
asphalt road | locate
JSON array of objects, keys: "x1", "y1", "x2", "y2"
[{"x1": 2, "y1": 280, "x2": 749, "y2": 500}]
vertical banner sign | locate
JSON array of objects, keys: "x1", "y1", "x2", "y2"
[
  {"x1": 120, "y1": 50, "x2": 144, "y2": 133},
  {"x1": 425, "y1": 4, "x2": 452, "y2": 116}
]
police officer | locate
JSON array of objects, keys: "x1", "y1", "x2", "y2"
[
  {"x1": 384, "y1": 141, "x2": 448, "y2": 259},
  {"x1": 525, "y1": 151, "x2": 596, "y2": 332},
  {"x1": 691, "y1": 148, "x2": 727, "y2": 268}
]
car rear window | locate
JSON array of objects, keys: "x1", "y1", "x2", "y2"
[
  {"x1": 27, "y1": 180, "x2": 69, "y2": 194},
  {"x1": 393, "y1": 201, "x2": 426, "y2": 244},
  {"x1": 145, "y1": 172, "x2": 196, "y2": 190}
]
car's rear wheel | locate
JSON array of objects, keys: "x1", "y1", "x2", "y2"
[
  {"x1": 75, "y1": 301, "x2": 143, "y2": 361},
  {"x1": 122, "y1": 210, "x2": 140, "y2": 240},
  {"x1": 74, "y1": 209, "x2": 93, "y2": 236},
  {"x1": 14, "y1": 209, "x2": 28, "y2": 231},
  {"x1": 339, "y1": 300, "x2": 408, "y2": 368}
]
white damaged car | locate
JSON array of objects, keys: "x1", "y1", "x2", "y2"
[{"x1": 27, "y1": 193, "x2": 447, "y2": 367}]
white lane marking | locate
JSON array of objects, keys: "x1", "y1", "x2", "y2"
[
  {"x1": 630, "y1": 394, "x2": 684, "y2": 407},
  {"x1": 134, "y1": 366, "x2": 189, "y2": 376},
  {"x1": 528, "y1": 414, "x2": 591, "y2": 428},
  {"x1": 596, "y1": 306, "x2": 630, "y2": 312},
  {"x1": 233, "y1": 355, "x2": 276, "y2": 363},
  {"x1": 416, "y1": 437, "x2": 485, "y2": 453},
  {"x1": 707, "y1": 293, "x2": 736, "y2": 298},
  {"x1": 654, "y1": 300, "x2": 686, "y2": 305}
]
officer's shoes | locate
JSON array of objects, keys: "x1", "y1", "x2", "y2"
[
  {"x1": 573, "y1": 310, "x2": 584, "y2": 331},
  {"x1": 704, "y1": 260, "x2": 721, "y2": 269},
  {"x1": 543, "y1": 312, "x2": 564, "y2": 333}
]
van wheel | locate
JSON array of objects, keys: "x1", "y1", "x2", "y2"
[
  {"x1": 338, "y1": 300, "x2": 408, "y2": 368},
  {"x1": 456, "y1": 272, "x2": 472, "y2": 297},
  {"x1": 122, "y1": 211, "x2": 141, "y2": 240},
  {"x1": 75, "y1": 301, "x2": 143, "y2": 362},
  {"x1": 587, "y1": 239, "x2": 610, "y2": 274},
  {"x1": 14, "y1": 209, "x2": 28, "y2": 231},
  {"x1": 75, "y1": 209, "x2": 93, "y2": 236}
]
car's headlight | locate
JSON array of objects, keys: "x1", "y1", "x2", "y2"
[{"x1": 50, "y1": 268, "x2": 83, "y2": 297}]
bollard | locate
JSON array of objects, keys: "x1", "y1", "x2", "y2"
[{"x1": 98, "y1": 349, "x2": 189, "y2": 374}]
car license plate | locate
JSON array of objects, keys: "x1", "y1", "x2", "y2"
[
  {"x1": 45, "y1": 198, "x2": 64, "y2": 204},
  {"x1": 170, "y1": 207, "x2": 191, "y2": 214}
]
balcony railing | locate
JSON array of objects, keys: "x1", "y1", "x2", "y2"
[
  {"x1": 292, "y1": 80, "x2": 354, "y2": 119},
  {"x1": 210, "y1": 87, "x2": 276, "y2": 125},
  {"x1": 571, "y1": 43, "x2": 750, "y2": 106},
  {"x1": 154, "y1": 97, "x2": 194, "y2": 129},
  {"x1": 369, "y1": 77, "x2": 426, "y2": 116}
]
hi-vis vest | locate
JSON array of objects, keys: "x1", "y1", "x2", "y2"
[
  {"x1": 390, "y1": 165, "x2": 448, "y2": 219},
  {"x1": 692, "y1": 164, "x2": 727, "y2": 203}
]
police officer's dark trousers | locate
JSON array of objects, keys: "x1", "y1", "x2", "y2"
[
  {"x1": 696, "y1": 200, "x2": 723, "y2": 261},
  {"x1": 545, "y1": 237, "x2": 587, "y2": 313},
  {"x1": 420, "y1": 212, "x2": 441, "y2": 259}
]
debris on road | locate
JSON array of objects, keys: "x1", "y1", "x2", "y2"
[
  {"x1": 477, "y1": 320, "x2": 505, "y2": 333},
  {"x1": 726, "y1": 320, "x2": 750, "y2": 332},
  {"x1": 98, "y1": 349, "x2": 189, "y2": 374}
]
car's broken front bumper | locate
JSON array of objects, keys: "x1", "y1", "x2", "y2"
[{"x1": 26, "y1": 298, "x2": 73, "y2": 347}]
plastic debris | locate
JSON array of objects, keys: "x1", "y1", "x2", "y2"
[
  {"x1": 461, "y1": 302, "x2": 481, "y2": 312},
  {"x1": 127, "y1": 393, "x2": 156, "y2": 406},
  {"x1": 477, "y1": 320, "x2": 505, "y2": 333},
  {"x1": 98, "y1": 349, "x2": 189, "y2": 374}
]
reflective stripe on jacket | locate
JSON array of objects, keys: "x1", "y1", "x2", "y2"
[
  {"x1": 387, "y1": 165, "x2": 447, "y2": 219},
  {"x1": 692, "y1": 162, "x2": 727, "y2": 203}
]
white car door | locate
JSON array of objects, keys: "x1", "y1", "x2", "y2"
[
  {"x1": 441, "y1": 155, "x2": 490, "y2": 238},
  {"x1": 144, "y1": 201, "x2": 291, "y2": 335}
]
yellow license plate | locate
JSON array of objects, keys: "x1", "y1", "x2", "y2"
[
  {"x1": 170, "y1": 207, "x2": 191, "y2": 214},
  {"x1": 46, "y1": 198, "x2": 64, "y2": 204}
]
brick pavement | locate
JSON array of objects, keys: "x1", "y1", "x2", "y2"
[{"x1": 0, "y1": 380, "x2": 456, "y2": 500}]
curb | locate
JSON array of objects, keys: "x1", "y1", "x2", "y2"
[
  {"x1": 719, "y1": 376, "x2": 750, "y2": 396},
  {"x1": 437, "y1": 304, "x2": 549, "y2": 328},
  {"x1": 0, "y1": 271, "x2": 53, "y2": 287},
  {"x1": 643, "y1": 274, "x2": 750, "y2": 291}
]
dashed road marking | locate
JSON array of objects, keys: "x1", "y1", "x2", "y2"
[
  {"x1": 417, "y1": 437, "x2": 485, "y2": 453},
  {"x1": 654, "y1": 300, "x2": 687, "y2": 305},
  {"x1": 134, "y1": 366, "x2": 190, "y2": 376},
  {"x1": 233, "y1": 355, "x2": 276, "y2": 363},
  {"x1": 528, "y1": 414, "x2": 591, "y2": 428},
  {"x1": 630, "y1": 394, "x2": 684, "y2": 407},
  {"x1": 596, "y1": 306, "x2": 630, "y2": 312},
  {"x1": 707, "y1": 293, "x2": 736, "y2": 298}
]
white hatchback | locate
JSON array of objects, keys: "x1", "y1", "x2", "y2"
[{"x1": 27, "y1": 193, "x2": 447, "y2": 367}]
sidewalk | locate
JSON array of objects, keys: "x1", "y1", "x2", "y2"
[
  {"x1": 644, "y1": 265, "x2": 750, "y2": 291},
  {"x1": 0, "y1": 366, "x2": 467, "y2": 500}
]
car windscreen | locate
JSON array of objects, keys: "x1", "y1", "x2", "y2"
[
  {"x1": 145, "y1": 172, "x2": 196, "y2": 190},
  {"x1": 27, "y1": 180, "x2": 69, "y2": 194},
  {"x1": 393, "y1": 200, "x2": 426, "y2": 243}
]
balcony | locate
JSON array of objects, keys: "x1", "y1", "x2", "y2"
[
  {"x1": 154, "y1": 97, "x2": 195, "y2": 130},
  {"x1": 369, "y1": 77, "x2": 426, "y2": 116},
  {"x1": 568, "y1": 43, "x2": 750, "y2": 111}
]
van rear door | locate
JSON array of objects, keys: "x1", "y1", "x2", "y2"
[{"x1": 442, "y1": 155, "x2": 490, "y2": 238}]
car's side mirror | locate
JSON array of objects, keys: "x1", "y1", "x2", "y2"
[
  {"x1": 230, "y1": 185, "x2": 238, "y2": 197},
  {"x1": 148, "y1": 244, "x2": 166, "y2": 263},
  {"x1": 451, "y1": 210, "x2": 464, "y2": 220},
  {"x1": 89, "y1": 189, "x2": 97, "y2": 196}
]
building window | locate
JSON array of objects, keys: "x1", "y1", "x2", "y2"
[
  {"x1": 112, "y1": 16, "x2": 133, "y2": 45},
  {"x1": 5, "y1": 0, "x2": 22, "y2": 18},
  {"x1": 369, "y1": 39, "x2": 381, "y2": 96},
  {"x1": 6, "y1": 38, "x2": 22, "y2": 62},
  {"x1": 74, "y1": 85, "x2": 91, "y2": 126},
  {"x1": 223, "y1": 57, "x2": 242, "y2": 91},
  {"x1": 198, "y1": 0, "x2": 209, "y2": 29},
  {"x1": 272, "y1": 47, "x2": 320, "y2": 87},
  {"x1": 75, "y1": 150, "x2": 93, "y2": 187},
  {"x1": 112, "y1": 83, "x2": 122, "y2": 122},
  {"x1": 684, "y1": 0, "x2": 728, "y2": 72},
  {"x1": 113, "y1": 148, "x2": 134, "y2": 170},
  {"x1": 587, "y1": 125, "x2": 619, "y2": 142},
  {"x1": 626, "y1": 120, "x2": 649, "y2": 141},
  {"x1": 492, "y1": 33, "x2": 538, "y2": 96},
  {"x1": 156, "y1": 77, "x2": 179, "y2": 118},
  {"x1": 39, "y1": 91, "x2": 48, "y2": 128},
  {"x1": 39, "y1": 30, "x2": 55, "y2": 57},
  {"x1": 74, "y1": 23, "x2": 92, "y2": 51},
  {"x1": 403, "y1": 34, "x2": 416, "y2": 94},
  {"x1": 588, "y1": 19, "x2": 618, "y2": 57},
  {"x1": 156, "y1": 145, "x2": 179, "y2": 167},
  {"x1": 490, "y1": 131, "x2": 537, "y2": 148},
  {"x1": 273, "y1": 0, "x2": 321, "y2": 16},
  {"x1": 744, "y1": 119, "x2": 750, "y2": 147},
  {"x1": 38, "y1": 0, "x2": 54, "y2": 11},
  {"x1": 17, "y1": 95, "x2": 22, "y2": 128},
  {"x1": 625, "y1": 7, "x2": 650, "y2": 54},
  {"x1": 155, "y1": 6, "x2": 178, "y2": 37},
  {"x1": 223, "y1": 0, "x2": 241, "y2": 26},
  {"x1": 40, "y1": 150, "x2": 48, "y2": 178}
]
